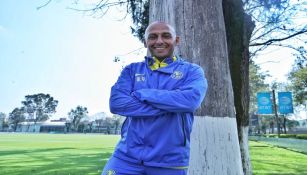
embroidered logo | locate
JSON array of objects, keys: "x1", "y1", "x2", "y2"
[
  {"x1": 135, "y1": 73, "x2": 146, "y2": 82},
  {"x1": 171, "y1": 71, "x2": 183, "y2": 80},
  {"x1": 106, "y1": 169, "x2": 116, "y2": 175}
]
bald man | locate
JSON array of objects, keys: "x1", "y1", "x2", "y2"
[{"x1": 101, "y1": 21, "x2": 207, "y2": 175}]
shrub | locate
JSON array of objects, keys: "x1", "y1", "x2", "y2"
[
  {"x1": 279, "y1": 134, "x2": 297, "y2": 138},
  {"x1": 296, "y1": 134, "x2": 307, "y2": 140}
]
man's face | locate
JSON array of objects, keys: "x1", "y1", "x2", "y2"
[{"x1": 145, "y1": 23, "x2": 179, "y2": 61}]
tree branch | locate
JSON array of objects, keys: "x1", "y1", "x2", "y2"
[
  {"x1": 37, "y1": 0, "x2": 52, "y2": 10},
  {"x1": 250, "y1": 29, "x2": 307, "y2": 46}
]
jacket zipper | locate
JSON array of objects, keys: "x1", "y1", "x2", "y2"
[{"x1": 181, "y1": 115, "x2": 187, "y2": 146}]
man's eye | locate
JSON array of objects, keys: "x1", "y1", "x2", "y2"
[
  {"x1": 148, "y1": 35, "x2": 157, "y2": 40},
  {"x1": 162, "y1": 34, "x2": 172, "y2": 39}
]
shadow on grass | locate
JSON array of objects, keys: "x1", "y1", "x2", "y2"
[
  {"x1": 0, "y1": 147, "x2": 76, "y2": 156},
  {"x1": 253, "y1": 159, "x2": 307, "y2": 175},
  {"x1": 0, "y1": 148, "x2": 112, "y2": 175},
  {"x1": 250, "y1": 145, "x2": 270, "y2": 148}
]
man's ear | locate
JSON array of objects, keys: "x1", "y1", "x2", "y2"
[
  {"x1": 175, "y1": 36, "x2": 180, "y2": 45},
  {"x1": 144, "y1": 41, "x2": 148, "y2": 48}
]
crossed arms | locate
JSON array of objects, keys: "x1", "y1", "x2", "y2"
[{"x1": 109, "y1": 64, "x2": 207, "y2": 117}]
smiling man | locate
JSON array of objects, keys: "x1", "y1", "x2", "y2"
[{"x1": 101, "y1": 21, "x2": 208, "y2": 175}]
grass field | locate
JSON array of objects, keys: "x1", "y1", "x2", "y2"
[
  {"x1": 0, "y1": 133, "x2": 119, "y2": 175},
  {"x1": 250, "y1": 141, "x2": 307, "y2": 175},
  {"x1": 1, "y1": 133, "x2": 307, "y2": 175}
]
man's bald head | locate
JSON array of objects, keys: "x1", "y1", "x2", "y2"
[
  {"x1": 144, "y1": 21, "x2": 177, "y2": 42},
  {"x1": 143, "y1": 21, "x2": 179, "y2": 61}
]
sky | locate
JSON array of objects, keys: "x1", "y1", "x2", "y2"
[
  {"x1": 0, "y1": 0, "x2": 145, "y2": 117},
  {"x1": 0, "y1": 0, "x2": 304, "y2": 119}
]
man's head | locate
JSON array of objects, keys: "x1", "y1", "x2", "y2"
[{"x1": 144, "y1": 21, "x2": 179, "y2": 61}]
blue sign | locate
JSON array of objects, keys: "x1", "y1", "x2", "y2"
[
  {"x1": 257, "y1": 92, "x2": 273, "y2": 114},
  {"x1": 278, "y1": 92, "x2": 293, "y2": 114}
]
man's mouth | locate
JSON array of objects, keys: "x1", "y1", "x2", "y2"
[{"x1": 154, "y1": 46, "x2": 167, "y2": 51}]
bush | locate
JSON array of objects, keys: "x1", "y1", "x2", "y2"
[
  {"x1": 296, "y1": 134, "x2": 307, "y2": 140},
  {"x1": 263, "y1": 134, "x2": 307, "y2": 140},
  {"x1": 279, "y1": 134, "x2": 297, "y2": 138},
  {"x1": 265, "y1": 134, "x2": 278, "y2": 138}
]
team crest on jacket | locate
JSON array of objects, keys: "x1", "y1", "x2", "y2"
[
  {"x1": 171, "y1": 71, "x2": 183, "y2": 80},
  {"x1": 135, "y1": 73, "x2": 146, "y2": 82}
]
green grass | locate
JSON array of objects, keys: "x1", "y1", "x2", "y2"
[
  {"x1": 250, "y1": 141, "x2": 307, "y2": 175},
  {"x1": 0, "y1": 133, "x2": 120, "y2": 175},
  {"x1": 1, "y1": 134, "x2": 307, "y2": 175}
]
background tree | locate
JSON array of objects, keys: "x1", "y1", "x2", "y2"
[
  {"x1": 68, "y1": 106, "x2": 88, "y2": 132},
  {"x1": 8, "y1": 108, "x2": 26, "y2": 131},
  {"x1": 104, "y1": 117, "x2": 113, "y2": 134},
  {"x1": 222, "y1": 0, "x2": 255, "y2": 173},
  {"x1": 286, "y1": 119, "x2": 300, "y2": 131},
  {"x1": 248, "y1": 61, "x2": 271, "y2": 134},
  {"x1": 249, "y1": 61, "x2": 271, "y2": 112},
  {"x1": 112, "y1": 114, "x2": 124, "y2": 134},
  {"x1": 244, "y1": 0, "x2": 307, "y2": 57},
  {"x1": 95, "y1": 119, "x2": 104, "y2": 133},
  {"x1": 288, "y1": 64, "x2": 307, "y2": 106},
  {"x1": 65, "y1": 121, "x2": 71, "y2": 133},
  {"x1": 0, "y1": 112, "x2": 6, "y2": 131},
  {"x1": 77, "y1": 122, "x2": 86, "y2": 133},
  {"x1": 88, "y1": 122, "x2": 93, "y2": 133},
  {"x1": 21, "y1": 93, "x2": 58, "y2": 132}
]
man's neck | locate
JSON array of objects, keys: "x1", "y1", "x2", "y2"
[{"x1": 154, "y1": 56, "x2": 174, "y2": 62}]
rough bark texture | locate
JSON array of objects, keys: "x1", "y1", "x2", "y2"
[
  {"x1": 223, "y1": 0, "x2": 255, "y2": 174},
  {"x1": 149, "y1": 0, "x2": 243, "y2": 174}
]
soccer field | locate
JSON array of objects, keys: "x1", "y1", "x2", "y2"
[
  {"x1": 1, "y1": 133, "x2": 307, "y2": 175},
  {"x1": 0, "y1": 133, "x2": 119, "y2": 175}
]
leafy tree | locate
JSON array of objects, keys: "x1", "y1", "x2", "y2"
[
  {"x1": 286, "y1": 119, "x2": 300, "y2": 130},
  {"x1": 8, "y1": 108, "x2": 26, "y2": 131},
  {"x1": 0, "y1": 112, "x2": 7, "y2": 131},
  {"x1": 68, "y1": 106, "x2": 88, "y2": 132},
  {"x1": 103, "y1": 117, "x2": 114, "y2": 134},
  {"x1": 88, "y1": 122, "x2": 93, "y2": 133},
  {"x1": 65, "y1": 121, "x2": 71, "y2": 133},
  {"x1": 112, "y1": 114, "x2": 124, "y2": 134},
  {"x1": 95, "y1": 119, "x2": 104, "y2": 133},
  {"x1": 249, "y1": 61, "x2": 271, "y2": 112},
  {"x1": 288, "y1": 65, "x2": 307, "y2": 105},
  {"x1": 21, "y1": 93, "x2": 58, "y2": 131},
  {"x1": 244, "y1": 0, "x2": 307, "y2": 58},
  {"x1": 77, "y1": 122, "x2": 86, "y2": 133}
]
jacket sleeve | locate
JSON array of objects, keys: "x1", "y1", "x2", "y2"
[
  {"x1": 132, "y1": 66, "x2": 207, "y2": 113},
  {"x1": 109, "y1": 64, "x2": 167, "y2": 117}
]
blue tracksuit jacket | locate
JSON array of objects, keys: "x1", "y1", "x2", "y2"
[{"x1": 109, "y1": 56, "x2": 207, "y2": 168}]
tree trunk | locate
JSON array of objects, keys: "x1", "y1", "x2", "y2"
[
  {"x1": 149, "y1": 0, "x2": 243, "y2": 174},
  {"x1": 222, "y1": 0, "x2": 255, "y2": 174},
  {"x1": 283, "y1": 117, "x2": 287, "y2": 134}
]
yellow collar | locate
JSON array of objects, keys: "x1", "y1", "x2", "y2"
[{"x1": 150, "y1": 56, "x2": 177, "y2": 70}]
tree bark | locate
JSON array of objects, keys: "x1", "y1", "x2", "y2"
[
  {"x1": 149, "y1": 0, "x2": 243, "y2": 174},
  {"x1": 223, "y1": 0, "x2": 255, "y2": 174}
]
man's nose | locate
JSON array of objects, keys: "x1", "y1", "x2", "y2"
[{"x1": 156, "y1": 35, "x2": 163, "y2": 43}]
